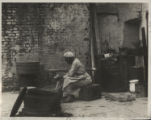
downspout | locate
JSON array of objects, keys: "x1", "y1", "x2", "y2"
[
  {"x1": 139, "y1": 4, "x2": 148, "y2": 97},
  {"x1": 89, "y1": 4, "x2": 97, "y2": 82}
]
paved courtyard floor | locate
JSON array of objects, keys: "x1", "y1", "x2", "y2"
[{"x1": 1, "y1": 92, "x2": 149, "y2": 119}]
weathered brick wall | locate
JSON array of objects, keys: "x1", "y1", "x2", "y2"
[
  {"x1": 2, "y1": 4, "x2": 20, "y2": 90},
  {"x1": 39, "y1": 4, "x2": 90, "y2": 69},
  {"x1": 2, "y1": 4, "x2": 43, "y2": 90},
  {"x1": 2, "y1": 3, "x2": 148, "y2": 91},
  {"x1": 2, "y1": 3, "x2": 91, "y2": 91}
]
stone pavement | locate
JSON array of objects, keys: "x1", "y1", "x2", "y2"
[{"x1": 1, "y1": 92, "x2": 149, "y2": 118}]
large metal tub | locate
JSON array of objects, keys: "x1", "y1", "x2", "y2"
[{"x1": 16, "y1": 62, "x2": 40, "y2": 87}]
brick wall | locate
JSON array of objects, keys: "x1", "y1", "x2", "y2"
[
  {"x1": 2, "y1": 3, "x2": 148, "y2": 91},
  {"x1": 39, "y1": 4, "x2": 90, "y2": 69},
  {"x1": 2, "y1": 4, "x2": 20, "y2": 90},
  {"x1": 2, "y1": 3, "x2": 91, "y2": 91}
]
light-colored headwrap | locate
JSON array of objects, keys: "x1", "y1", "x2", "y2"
[{"x1": 63, "y1": 51, "x2": 75, "y2": 58}]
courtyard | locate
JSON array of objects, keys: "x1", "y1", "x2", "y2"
[{"x1": 1, "y1": 91, "x2": 149, "y2": 118}]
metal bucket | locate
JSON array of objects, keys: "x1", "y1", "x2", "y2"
[
  {"x1": 20, "y1": 88, "x2": 62, "y2": 116},
  {"x1": 16, "y1": 62, "x2": 40, "y2": 74},
  {"x1": 16, "y1": 62, "x2": 40, "y2": 87}
]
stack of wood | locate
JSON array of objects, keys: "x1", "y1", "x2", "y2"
[{"x1": 100, "y1": 59, "x2": 128, "y2": 92}]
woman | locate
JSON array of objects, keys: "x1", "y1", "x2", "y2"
[{"x1": 62, "y1": 51, "x2": 92, "y2": 102}]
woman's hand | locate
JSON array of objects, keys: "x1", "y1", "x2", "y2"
[
  {"x1": 54, "y1": 74, "x2": 60, "y2": 79},
  {"x1": 63, "y1": 73, "x2": 69, "y2": 78}
]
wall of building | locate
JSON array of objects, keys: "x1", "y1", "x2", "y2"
[
  {"x1": 95, "y1": 3, "x2": 148, "y2": 94},
  {"x1": 2, "y1": 3, "x2": 91, "y2": 90},
  {"x1": 39, "y1": 4, "x2": 90, "y2": 69},
  {"x1": 2, "y1": 3, "x2": 148, "y2": 91},
  {"x1": 95, "y1": 3, "x2": 148, "y2": 54}
]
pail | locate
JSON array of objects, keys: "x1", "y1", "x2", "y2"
[
  {"x1": 129, "y1": 79, "x2": 138, "y2": 92},
  {"x1": 16, "y1": 62, "x2": 40, "y2": 87},
  {"x1": 16, "y1": 62, "x2": 40, "y2": 74},
  {"x1": 20, "y1": 88, "x2": 62, "y2": 116}
]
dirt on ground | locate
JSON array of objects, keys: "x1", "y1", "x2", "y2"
[{"x1": 1, "y1": 92, "x2": 149, "y2": 118}]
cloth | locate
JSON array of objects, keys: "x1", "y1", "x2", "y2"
[
  {"x1": 63, "y1": 58, "x2": 92, "y2": 98},
  {"x1": 64, "y1": 51, "x2": 75, "y2": 58}
]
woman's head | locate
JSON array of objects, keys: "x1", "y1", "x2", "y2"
[{"x1": 64, "y1": 51, "x2": 75, "y2": 64}]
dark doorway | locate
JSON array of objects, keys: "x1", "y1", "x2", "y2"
[{"x1": 123, "y1": 18, "x2": 140, "y2": 49}]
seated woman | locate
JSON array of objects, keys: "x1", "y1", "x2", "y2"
[{"x1": 62, "y1": 51, "x2": 92, "y2": 102}]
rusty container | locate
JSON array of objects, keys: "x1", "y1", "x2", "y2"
[{"x1": 20, "y1": 88, "x2": 62, "y2": 116}]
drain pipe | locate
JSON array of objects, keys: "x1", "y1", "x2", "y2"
[{"x1": 89, "y1": 4, "x2": 97, "y2": 82}]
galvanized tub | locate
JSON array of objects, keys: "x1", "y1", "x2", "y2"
[
  {"x1": 20, "y1": 87, "x2": 62, "y2": 116},
  {"x1": 16, "y1": 62, "x2": 40, "y2": 87}
]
